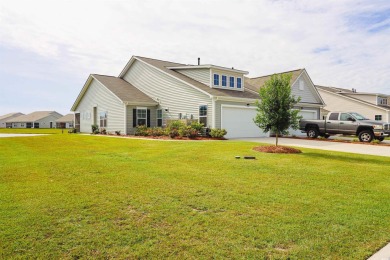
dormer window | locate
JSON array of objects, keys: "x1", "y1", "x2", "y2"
[
  {"x1": 379, "y1": 97, "x2": 388, "y2": 105},
  {"x1": 229, "y1": 76, "x2": 235, "y2": 88},
  {"x1": 237, "y1": 78, "x2": 242, "y2": 89},
  {"x1": 222, "y1": 75, "x2": 227, "y2": 87},
  {"x1": 213, "y1": 74, "x2": 220, "y2": 86}
]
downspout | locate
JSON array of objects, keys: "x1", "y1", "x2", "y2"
[
  {"x1": 212, "y1": 97, "x2": 216, "y2": 128},
  {"x1": 124, "y1": 103, "x2": 127, "y2": 135}
]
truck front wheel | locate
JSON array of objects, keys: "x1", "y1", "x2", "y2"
[
  {"x1": 307, "y1": 128, "x2": 319, "y2": 138},
  {"x1": 358, "y1": 130, "x2": 374, "y2": 142}
]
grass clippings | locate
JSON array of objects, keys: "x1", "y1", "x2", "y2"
[{"x1": 253, "y1": 145, "x2": 302, "y2": 153}]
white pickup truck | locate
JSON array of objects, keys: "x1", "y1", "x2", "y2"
[{"x1": 299, "y1": 112, "x2": 390, "y2": 142}]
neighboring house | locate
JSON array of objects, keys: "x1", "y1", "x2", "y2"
[
  {"x1": 7, "y1": 111, "x2": 63, "y2": 128},
  {"x1": 0, "y1": 112, "x2": 24, "y2": 128},
  {"x1": 316, "y1": 86, "x2": 390, "y2": 122},
  {"x1": 245, "y1": 69, "x2": 325, "y2": 136},
  {"x1": 55, "y1": 114, "x2": 74, "y2": 128},
  {"x1": 71, "y1": 56, "x2": 324, "y2": 138}
]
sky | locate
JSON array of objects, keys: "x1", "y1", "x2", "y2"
[{"x1": 0, "y1": 0, "x2": 389, "y2": 115}]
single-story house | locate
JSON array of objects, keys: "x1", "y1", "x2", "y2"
[
  {"x1": 0, "y1": 112, "x2": 24, "y2": 128},
  {"x1": 316, "y1": 86, "x2": 390, "y2": 122},
  {"x1": 7, "y1": 111, "x2": 63, "y2": 128},
  {"x1": 71, "y1": 56, "x2": 324, "y2": 138},
  {"x1": 55, "y1": 114, "x2": 74, "y2": 128}
]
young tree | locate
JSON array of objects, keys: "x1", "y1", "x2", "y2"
[{"x1": 254, "y1": 73, "x2": 301, "y2": 146}]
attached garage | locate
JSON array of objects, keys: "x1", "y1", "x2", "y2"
[
  {"x1": 221, "y1": 105, "x2": 269, "y2": 138},
  {"x1": 288, "y1": 109, "x2": 318, "y2": 136}
]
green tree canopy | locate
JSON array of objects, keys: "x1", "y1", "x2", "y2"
[{"x1": 254, "y1": 73, "x2": 301, "y2": 146}]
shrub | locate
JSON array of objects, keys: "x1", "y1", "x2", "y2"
[
  {"x1": 100, "y1": 128, "x2": 107, "y2": 135},
  {"x1": 352, "y1": 138, "x2": 359, "y2": 142},
  {"x1": 149, "y1": 127, "x2": 164, "y2": 137},
  {"x1": 167, "y1": 120, "x2": 185, "y2": 139},
  {"x1": 135, "y1": 125, "x2": 149, "y2": 136},
  {"x1": 115, "y1": 130, "x2": 121, "y2": 136},
  {"x1": 190, "y1": 121, "x2": 204, "y2": 131},
  {"x1": 210, "y1": 128, "x2": 227, "y2": 138},
  {"x1": 179, "y1": 125, "x2": 199, "y2": 139},
  {"x1": 91, "y1": 124, "x2": 99, "y2": 133}
]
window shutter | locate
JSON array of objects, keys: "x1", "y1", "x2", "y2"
[
  {"x1": 133, "y1": 109, "x2": 137, "y2": 127},
  {"x1": 147, "y1": 109, "x2": 151, "y2": 127}
]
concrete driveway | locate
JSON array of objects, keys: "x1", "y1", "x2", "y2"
[{"x1": 234, "y1": 137, "x2": 390, "y2": 157}]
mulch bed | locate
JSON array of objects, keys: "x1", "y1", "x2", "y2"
[
  {"x1": 96, "y1": 134, "x2": 225, "y2": 141},
  {"x1": 253, "y1": 145, "x2": 302, "y2": 154}
]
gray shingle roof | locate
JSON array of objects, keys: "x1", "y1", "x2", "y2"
[
  {"x1": 0, "y1": 112, "x2": 24, "y2": 121},
  {"x1": 7, "y1": 111, "x2": 62, "y2": 123},
  {"x1": 135, "y1": 56, "x2": 259, "y2": 100},
  {"x1": 245, "y1": 69, "x2": 304, "y2": 92},
  {"x1": 55, "y1": 114, "x2": 74, "y2": 123},
  {"x1": 92, "y1": 74, "x2": 158, "y2": 104}
]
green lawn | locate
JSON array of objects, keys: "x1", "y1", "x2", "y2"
[
  {"x1": 0, "y1": 128, "x2": 65, "y2": 134},
  {"x1": 0, "y1": 134, "x2": 389, "y2": 259}
]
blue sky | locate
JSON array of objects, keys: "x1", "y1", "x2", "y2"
[{"x1": 0, "y1": 0, "x2": 389, "y2": 115}]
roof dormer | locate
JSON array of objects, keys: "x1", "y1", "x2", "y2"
[{"x1": 168, "y1": 65, "x2": 248, "y2": 91}]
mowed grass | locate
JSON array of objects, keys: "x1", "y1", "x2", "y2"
[
  {"x1": 0, "y1": 128, "x2": 65, "y2": 134},
  {"x1": 0, "y1": 134, "x2": 390, "y2": 259}
]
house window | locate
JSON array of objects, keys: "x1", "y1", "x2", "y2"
[
  {"x1": 375, "y1": 115, "x2": 382, "y2": 121},
  {"x1": 222, "y1": 75, "x2": 227, "y2": 87},
  {"x1": 99, "y1": 111, "x2": 107, "y2": 127},
  {"x1": 229, "y1": 76, "x2": 235, "y2": 88},
  {"x1": 213, "y1": 74, "x2": 219, "y2": 86},
  {"x1": 199, "y1": 105, "x2": 207, "y2": 126},
  {"x1": 237, "y1": 77, "x2": 242, "y2": 89},
  {"x1": 137, "y1": 108, "x2": 147, "y2": 126},
  {"x1": 157, "y1": 109, "x2": 163, "y2": 127},
  {"x1": 379, "y1": 97, "x2": 388, "y2": 105}
]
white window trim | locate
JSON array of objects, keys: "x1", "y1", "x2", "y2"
[
  {"x1": 221, "y1": 75, "x2": 227, "y2": 87},
  {"x1": 199, "y1": 105, "x2": 208, "y2": 126},
  {"x1": 213, "y1": 73, "x2": 220, "y2": 86},
  {"x1": 299, "y1": 79, "x2": 305, "y2": 91},
  {"x1": 237, "y1": 77, "x2": 242, "y2": 89},
  {"x1": 136, "y1": 108, "x2": 147, "y2": 126},
  {"x1": 157, "y1": 109, "x2": 163, "y2": 127},
  {"x1": 229, "y1": 76, "x2": 235, "y2": 88}
]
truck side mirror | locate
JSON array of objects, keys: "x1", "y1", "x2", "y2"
[{"x1": 348, "y1": 117, "x2": 355, "y2": 121}]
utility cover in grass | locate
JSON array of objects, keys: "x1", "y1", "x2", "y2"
[{"x1": 253, "y1": 145, "x2": 301, "y2": 154}]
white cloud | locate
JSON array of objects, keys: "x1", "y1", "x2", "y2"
[{"x1": 0, "y1": 0, "x2": 389, "y2": 114}]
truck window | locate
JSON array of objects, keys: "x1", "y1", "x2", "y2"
[
  {"x1": 340, "y1": 113, "x2": 353, "y2": 121},
  {"x1": 329, "y1": 113, "x2": 339, "y2": 120}
]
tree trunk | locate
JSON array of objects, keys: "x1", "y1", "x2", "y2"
[{"x1": 275, "y1": 132, "x2": 279, "y2": 146}]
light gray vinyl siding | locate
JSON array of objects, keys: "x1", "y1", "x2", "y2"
[
  {"x1": 175, "y1": 68, "x2": 211, "y2": 86},
  {"x1": 291, "y1": 73, "x2": 321, "y2": 104},
  {"x1": 214, "y1": 100, "x2": 257, "y2": 129},
  {"x1": 122, "y1": 60, "x2": 213, "y2": 127},
  {"x1": 36, "y1": 114, "x2": 62, "y2": 128},
  {"x1": 74, "y1": 78, "x2": 125, "y2": 133}
]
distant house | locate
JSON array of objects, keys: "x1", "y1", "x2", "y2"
[
  {"x1": 71, "y1": 56, "x2": 324, "y2": 138},
  {"x1": 316, "y1": 86, "x2": 390, "y2": 122},
  {"x1": 7, "y1": 111, "x2": 63, "y2": 128},
  {"x1": 55, "y1": 114, "x2": 74, "y2": 128},
  {"x1": 0, "y1": 112, "x2": 24, "y2": 128}
]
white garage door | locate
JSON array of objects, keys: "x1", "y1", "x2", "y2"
[
  {"x1": 221, "y1": 106, "x2": 269, "y2": 138},
  {"x1": 288, "y1": 110, "x2": 317, "y2": 136}
]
